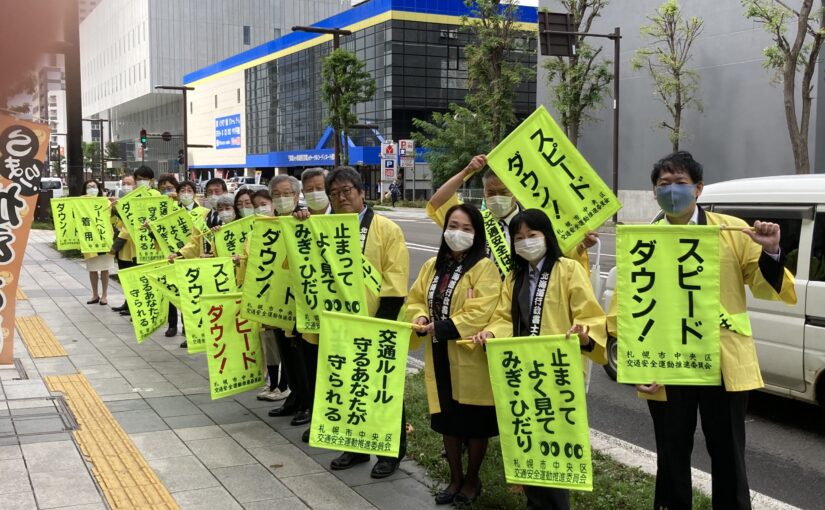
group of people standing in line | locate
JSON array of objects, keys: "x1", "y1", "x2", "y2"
[{"x1": 81, "y1": 149, "x2": 794, "y2": 510}]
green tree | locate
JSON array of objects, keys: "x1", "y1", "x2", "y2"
[
  {"x1": 105, "y1": 141, "x2": 121, "y2": 161},
  {"x1": 543, "y1": 0, "x2": 613, "y2": 146},
  {"x1": 743, "y1": 0, "x2": 824, "y2": 173},
  {"x1": 51, "y1": 153, "x2": 64, "y2": 177},
  {"x1": 413, "y1": 0, "x2": 533, "y2": 185},
  {"x1": 320, "y1": 48, "x2": 376, "y2": 166},
  {"x1": 82, "y1": 141, "x2": 101, "y2": 173},
  {"x1": 632, "y1": 0, "x2": 704, "y2": 152}
]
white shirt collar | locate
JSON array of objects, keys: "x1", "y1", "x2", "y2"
[{"x1": 663, "y1": 206, "x2": 699, "y2": 225}]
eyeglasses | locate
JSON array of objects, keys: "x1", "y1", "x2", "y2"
[{"x1": 329, "y1": 186, "x2": 355, "y2": 199}]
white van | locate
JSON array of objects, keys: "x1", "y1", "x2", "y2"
[
  {"x1": 601, "y1": 174, "x2": 825, "y2": 406},
  {"x1": 41, "y1": 177, "x2": 64, "y2": 198}
]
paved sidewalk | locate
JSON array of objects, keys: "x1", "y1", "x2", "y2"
[{"x1": 0, "y1": 230, "x2": 439, "y2": 510}]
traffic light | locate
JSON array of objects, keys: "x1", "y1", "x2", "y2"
[
  {"x1": 139, "y1": 128, "x2": 148, "y2": 148},
  {"x1": 177, "y1": 149, "x2": 184, "y2": 165}
]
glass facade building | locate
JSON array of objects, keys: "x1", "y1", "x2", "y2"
[{"x1": 186, "y1": 0, "x2": 538, "y2": 194}]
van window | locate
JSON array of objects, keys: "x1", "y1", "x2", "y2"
[
  {"x1": 41, "y1": 179, "x2": 62, "y2": 190},
  {"x1": 811, "y1": 213, "x2": 825, "y2": 282},
  {"x1": 715, "y1": 209, "x2": 802, "y2": 275}
]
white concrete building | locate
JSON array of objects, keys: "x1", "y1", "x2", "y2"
[{"x1": 80, "y1": 0, "x2": 348, "y2": 174}]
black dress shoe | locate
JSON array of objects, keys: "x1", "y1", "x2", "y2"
[
  {"x1": 268, "y1": 404, "x2": 297, "y2": 417},
  {"x1": 119, "y1": 309, "x2": 131, "y2": 316},
  {"x1": 301, "y1": 428, "x2": 310, "y2": 443},
  {"x1": 179, "y1": 340, "x2": 187, "y2": 348},
  {"x1": 330, "y1": 452, "x2": 370, "y2": 470},
  {"x1": 290, "y1": 409, "x2": 311, "y2": 426},
  {"x1": 370, "y1": 458, "x2": 399, "y2": 479},
  {"x1": 111, "y1": 303, "x2": 127, "y2": 312},
  {"x1": 434, "y1": 487, "x2": 459, "y2": 505},
  {"x1": 164, "y1": 327, "x2": 177, "y2": 337},
  {"x1": 452, "y1": 482, "x2": 482, "y2": 508}
]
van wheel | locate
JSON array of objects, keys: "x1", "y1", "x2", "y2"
[
  {"x1": 817, "y1": 376, "x2": 825, "y2": 407},
  {"x1": 603, "y1": 336, "x2": 618, "y2": 380}
]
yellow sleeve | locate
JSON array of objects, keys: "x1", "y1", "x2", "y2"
[
  {"x1": 564, "y1": 244, "x2": 591, "y2": 276},
  {"x1": 567, "y1": 260, "x2": 608, "y2": 365},
  {"x1": 450, "y1": 259, "x2": 502, "y2": 339},
  {"x1": 734, "y1": 225, "x2": 797, "y2": 304},
  {"x1": 379, "y1": 220, "x2": 410, "y2": 298},
  {"x1": 179, "y1": 229, "x2": 203, "y2": 259},
  {"x1": 236, "y1": 238, "x2": 250, "y2": 287},
  {"x1": 425, "y1": 193, "x2": 461, "y2": 228},
  {"x1": 404, "y1": 258, "x2": 436, "y2": 351},
  {"x1": 486, "y1": 274, "x2": 516, "y2": 339}
]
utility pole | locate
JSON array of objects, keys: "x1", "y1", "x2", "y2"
[
  {"x1": 155, "y1": 85, "x2": 194, "y2": 179},
  {"x1": 292, "y1": 26, "x2": 352, "y2": 167},
  {"x1": 63, "y1": 0, "x2": 84, "y2": 196}
]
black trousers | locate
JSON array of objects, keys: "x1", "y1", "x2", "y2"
[
  {"x1": 168, "y1": 303, "x2": 178, "y2": 329},
  {"x1": 115, "y1": 258, "x2": 136, "y2": 307},
  {"x1": 648, "y1": 385, "x2": 751, "y2": 510},
  {"x1": 274, "y1": 329, "x2": 311, "y2": 411},
  {"x1": 523, "y1": 486, "x2": 569, "y2": 510},
  {"x1": 302, "y1": 341, "x2": 319, "y2": 409}
]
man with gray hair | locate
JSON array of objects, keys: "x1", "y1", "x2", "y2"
[
  {"x1": 270, "y1": 175, "x2": 303, "y2": 216},
  {"x1": 301, "y1": 168, "x2": 330, "y2": 215}
]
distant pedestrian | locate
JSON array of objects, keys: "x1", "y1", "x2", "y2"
[
  {"x1": 82, "y1": 179, "x2": 113, "y2": 306},
  {"x1": 389, "y1": 180, "x2": 400, "y2": 207}
]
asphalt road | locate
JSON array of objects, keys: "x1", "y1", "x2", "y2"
[{"x1": 379, "y1": 207, "x2": 825, "y2": 510}]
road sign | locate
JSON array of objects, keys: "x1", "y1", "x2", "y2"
[
  {"x1": 400, "y1": 156, "x2": 415, "y2": 168},
  {"x1": 381, "y1": 141, "x2": 397, "y2": 159},
  {"x1": 399, "y1": 139, "x2": 415, "y2": 156}
]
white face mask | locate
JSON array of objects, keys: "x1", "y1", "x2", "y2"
[
  {"x1": 305, "y1": 191, "x2": 329, "y2": 211},
  {"x1": 255, "y1": 205, "x2": 273, "y2": 216},
  {"x1": 486, "y1": 195, "x2": 515, "y2": 219},
  {"x1": 514, "y1": 237, "x2": 547, "y2": 263},
  {"x1": 206, "y1": 194, "x2": 221, "y2": 209},
  {"x1": 120, "y1": 185, "x2": 133, "y2": 193},
  {"x1": 179, "y1": 193, "x2": 194, "y2": 206},
  {"x1": 239, "y1": 207, "x2": 255, "y2": 218},
  {"x1": 443, "y1": 229, "x2": 475, "y2": 252},
  {"x1": 218, "y1": 210, "x2": 236, "y2": 224},
  {"x1": 85, "y1": 187, "x2": 98, "y2": 196},
  {"x1": 273, "y1": 197, "x2": 294, "y2": 215}
]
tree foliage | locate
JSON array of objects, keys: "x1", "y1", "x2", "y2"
[
  {"x1": 743, "y1": 0, "x2": 825, "y2": 173},
  {"x1": 632, "y1": 0, "x2": 704, "y2": 152},
  {"x1": 320, "y1": 48, "x2": 376, "y2": 166},
  {"x1": 543, "y1": 0, "x2": 613, "y2": 146},
  {"x1": 413, "y1": 0, "x2": 533, "y2": 185},
  {"x1": 82, "y1": 141, "x2": 100, "y2": 172},
  {"x1": 105, "y1": 141, "x2": 121, "y2": 161}
]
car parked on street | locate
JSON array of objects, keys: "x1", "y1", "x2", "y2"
[
  {"x1": 41, "y1": 177, "x2": 64, "y2": 197},
  {"x1": 601, "y1": 174, "x2": 825, "y2": 406}
]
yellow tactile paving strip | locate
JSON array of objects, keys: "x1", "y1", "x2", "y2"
[
  {"x1": 16, "y1": 287, "x2": 27, "y2": 300},
  {"x1": 15, "y1": 315, "x2": 67, "y2": 358},
  {"x1": 46, "y1": 374, "x2": 180, "y2": 510}
]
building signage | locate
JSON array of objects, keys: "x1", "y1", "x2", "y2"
[{"x1": 215, "y1": 114, "x2": 241, "y2": 150}]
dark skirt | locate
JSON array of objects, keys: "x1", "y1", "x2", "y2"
[{"x1": 430, "y1": 401, "x2": 499, "y2": 438}]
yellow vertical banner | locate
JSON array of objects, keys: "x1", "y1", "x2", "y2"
[
  {"x1": 114, "y1": 186, "x2": 154, "y2": 240},
  {"x1": 485, "y1": 106, "x2": 621, "y2": 254},
  {"x1": 148, "y1": 207, "x2": 195, "y2": 255},
  {"x1": 175, "y1": 258, "x2": 238, "y2": 354},
  {"x1": 143, "y1": 262, "x2": 181, "y2": 309},
  {"x1": 72, "y1": 197, "x2": 114, "y2": 254},
  {"x1": 50, "y1": 198, "x2": 80, "y2": 250},
  {"x1": 281, "y1": 215, "x2": 368, "y2": 334},
  {"x1": 239, "y1": 218, "x2": 295, "y2": 330},
  {"x1": 0, "y1": 114, "x2": 49, "y2": 364},
  {"x1": 132, "y1": 196, "x2": 176, "y2": 264},
  {"x1": 616, "y1": 225, "x2": 721, "y2": 385},
  {"x1": 214, "y1": 215, "x2": 256, "y2": 257},
  {"x1": 118, "y1": 261, "x2": 170, "y2": 343},
  {"x1": 486, "y1": 335, "x2": 593, "y2": 492},
  {"x1": 189, "y1": 206, "x2": 210, "y2": 234},
  {"x1": 202, "y1": 293, "x2": 265, "y2": 400},
  {"x1": 309, "y1": 312, "x2": 411, "y2": 456}
]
